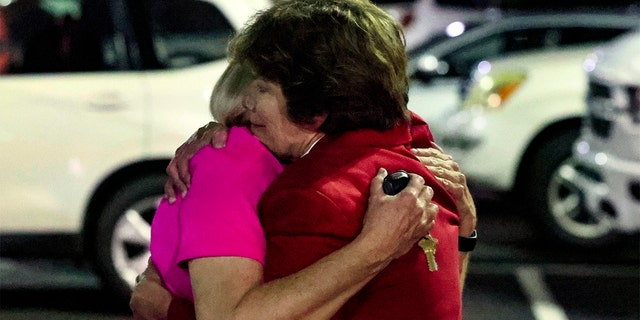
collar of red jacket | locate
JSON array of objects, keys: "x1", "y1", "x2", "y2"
[{"x1": 313, "y1": 111, "x2": 434, "y2": 151}]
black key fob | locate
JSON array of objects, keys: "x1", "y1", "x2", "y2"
[{"x1": 382, "y1": 170, "x2": 410, "y2": 195}]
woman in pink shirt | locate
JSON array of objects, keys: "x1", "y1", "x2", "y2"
[{"x1": 149, "y1": 63, "x2": 283, "y2": 301}]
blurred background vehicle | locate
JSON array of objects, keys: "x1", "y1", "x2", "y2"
[
  {"x1": 383, "y1": 0, "x2": 499, "y2": 52},
  {"x1": 433, "y1": 24, "x2": 640, "y2": 248},
  {"x1": 406, "y1": 13, "x2": 640, "y2": 130},
  {"x1": 569, "y1": 31, "x2": 640, "y2": 244},
  {"x1": 0, "y1": 0, "x2": 270, "y2": 302},
  {"x1": 381, "y1": 0, "x2": 640, "y2": 54}
]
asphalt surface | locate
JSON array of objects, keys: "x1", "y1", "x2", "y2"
[{"x1": 1, "y1": 200, "x2": 638, "y2": 320}]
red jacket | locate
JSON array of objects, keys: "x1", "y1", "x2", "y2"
[{"x1": 259, "y1": 114, "x2": 462, "y2": 319}]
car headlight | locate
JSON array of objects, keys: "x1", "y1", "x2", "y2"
[{"x1": 461, "y1": 66, "x2": 527, "y2": 111}]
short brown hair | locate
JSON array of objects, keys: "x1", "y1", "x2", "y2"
[{"x1": 229, "y1": 0, "x2": 410, "y2": 135}]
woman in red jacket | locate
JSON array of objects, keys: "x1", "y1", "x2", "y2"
[{"x1": 224, "y1": 1, "x2": 475, "y2": 318}]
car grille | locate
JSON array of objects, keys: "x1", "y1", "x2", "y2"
[
  {"x1": 627, "y1": 85, "x2": 640, "y2": 124},
  {"x1": 587, "y1": 81, "x2": 613, "y2": 138},
  {"x1": 589, "y1": 115, "x2": 612, "y2": 138},
  {"x1": 585, "y1": 81, "x2": 639, "y2": 139},
  {"x1": 589, "y1": 81, "x2": 611, "y2": 99}
]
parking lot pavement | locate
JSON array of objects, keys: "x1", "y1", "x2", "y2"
[
  {"x1": 463, "y1": 261, "x2": 639, "y2": 320},
  {"x1": 1, "y1": 199, "x2": 637, "y2": 319},
  {"x1": 1, "y1": 252, "x2": 637, "y2": 320},
  {"x1": 461, "y1": 200, "x2": 639, "y2": 320}
]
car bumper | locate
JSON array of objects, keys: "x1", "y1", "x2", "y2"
[{"x1": 572, "y1": 137, "x2": 640, "y2": 233}]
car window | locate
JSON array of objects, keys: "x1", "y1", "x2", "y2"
[
  {"x1": 440, "y1": 27, "x2": 559, "y2": 77},
  {"x1": 439, "y1": 24, "x2": 632, "y2": 78},
  {"x1": 408, "y1": 20, "x2": 485, "y2": 57},
  {"x1": 146, "y1": 0, "x2": 235, "y2": 69},
  {"x1": 558, "y1": 27, "x2": 629, "y2": 46},
  {"x1": 0, "y1": 0, "x2": 125, "y2": 74},
  {"x1": 0, "y1": 0, "x2": 235, "y2": 74},
  {"x1": 440, "y1": 33, "x2": 505, "y2": 77},
  {"x1": 503, "y1": 28, "x2": 554, "y2": 51}
]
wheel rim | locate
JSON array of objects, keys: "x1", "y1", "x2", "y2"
[
  {"x1": 111, "y1": 196, "x2": 159, "y2": 289},
  {"x1": 547, "y1": 160, "x2": 613, "y2": 241}
]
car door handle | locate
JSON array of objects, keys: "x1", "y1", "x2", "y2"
[{"x1": 87, "y1": 92, "x2": 126, "y2": 111}]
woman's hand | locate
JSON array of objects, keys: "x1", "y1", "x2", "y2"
[
  {"x1": 360, "y1": 168, "x2": 438, "y2": 260},
  {"x1": 165, "y1": 122, "x2": 230, "y2": 203},
  {"x1": 130, "y1": 258, "x2": 172, "y2": 320},
  {"x1": 412, "y1": 145, "x2": 477, "y2": 237}
]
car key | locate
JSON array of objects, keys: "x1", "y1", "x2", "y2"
[
  {"x1": 418, "y1": 235, "x2": 439, "y2": 272},
  {"x1": 382, "y1": 170, "x2": 410, "y2": 195}
]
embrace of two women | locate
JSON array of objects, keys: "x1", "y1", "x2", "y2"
[{"x1": 130, "y1": 0, "x2": 478, "y2": 319}]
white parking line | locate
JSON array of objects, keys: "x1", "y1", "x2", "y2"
[{"x1": 516, "y1": 266, "x2": 569, "y2": 320}]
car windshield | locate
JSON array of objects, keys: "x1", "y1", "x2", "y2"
[{"x1": 408, "y1": 20, "x2": 485, "y2": 58}]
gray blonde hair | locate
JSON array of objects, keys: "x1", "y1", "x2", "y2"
[{"x1": 209, "y1": 61, "x2": 255, "y2": 127}]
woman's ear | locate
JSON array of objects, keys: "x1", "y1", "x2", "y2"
[{"x1": 303, "y1": 114, "x2": 327, "y2": 131}]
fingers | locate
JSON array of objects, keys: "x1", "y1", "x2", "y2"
[
  {"x1": 429, "y1": 155, "x2": 459, "y2": 170},
  {"x1": 422, "y1": 200, "x2": 439, "y2": 226},
  {"x1": 412, "y1": 147, "x2": 453, "y2": 161},
  {"x1": 362, "y1": 168, "x2": 442, "y2": 260},
  {"x1": 164, "y1": 180, "x2": 177, "y2": 204},
  {"x1": 403, "y1": 172, "x2": 426, "y2": 194},
  {"x1": 416, "y1": 206, "x2": 438, "y2": 238},
  {"x1": 418, "y1": 183, "x2": 437, "y2": 226},
  {"x1": 413, "y1": 151, "x2": 460, "y2": 182},
  {"x1": 143, "y1": 259, "x2": 162, "y2": 281},
  {"x1": 416, "y1": 148, "x2": 464, "y2": 191},
  {"x1": 201, "y1": 122, "x2": 230, "y2": 149},
  {"x1": 165, "y1": 159, "x2": 188, "y2": 203},
  {"x1": 417, "y1": 183, "x2": 435, "y2": 206},
  {"x1": 212, "y1": 130, "x2": 228, "y2": 149},
  {"x1": 369, "y1": 167, "x2": 388, "y2": 196},
  {"x1": 434, "y1": 172, "x2": 468, "y2": 200},
  {"x1": 164, "y1": 123, "x2": 230, "y2": 204},
  {"x1": 428, "y1": 164, "x2": 462, "y2": 182},
  {"x1": 402, "y1": 175, "x2": 437, "y2": 239},
  {"x1": 177, "y1": 157, "x2": 191, "y2": 190}
]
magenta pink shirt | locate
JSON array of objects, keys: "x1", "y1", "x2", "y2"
[{"x1": 150, "y1": 126, "x2": 283, "y2": 300}]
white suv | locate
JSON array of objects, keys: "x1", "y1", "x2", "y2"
[
  {"x1": 569, "y1": 31, "x2": 640, "y2": 244},
  {"x1": 434, "y1": 28, "x2": 640, "y2": 248},
  {"x1": 0, "y1": 0, "x2": 270, "y2": 301},
  {"x1": 407, "y1": 13, "x2": 639, "y2": 135}
]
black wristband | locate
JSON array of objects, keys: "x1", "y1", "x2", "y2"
[{"x1": 458, "y1": 229, "x2": 477, "y2": 252}]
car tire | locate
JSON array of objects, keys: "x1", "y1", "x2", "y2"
[
  {"x1": 93, "y1": 173, "x2": 165, "y2": 302},
  {"x1": 523, "y1": 129, "x2": 618, "y2": 248}
]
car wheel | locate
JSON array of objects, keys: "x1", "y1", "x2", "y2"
[
  {"x1": 93, "y1": 173, "x2": 165, "y2": 302},
  {"x1": 523, "y1": 129, "x2": 618, "y2": 248},
  {"x1": 546, "y1": 159, "x2": 618, "y2": 245}
]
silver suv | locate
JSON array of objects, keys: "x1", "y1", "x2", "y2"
[{"x1": 567, "y1": 31, "x2": 640, "y2": 245}]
